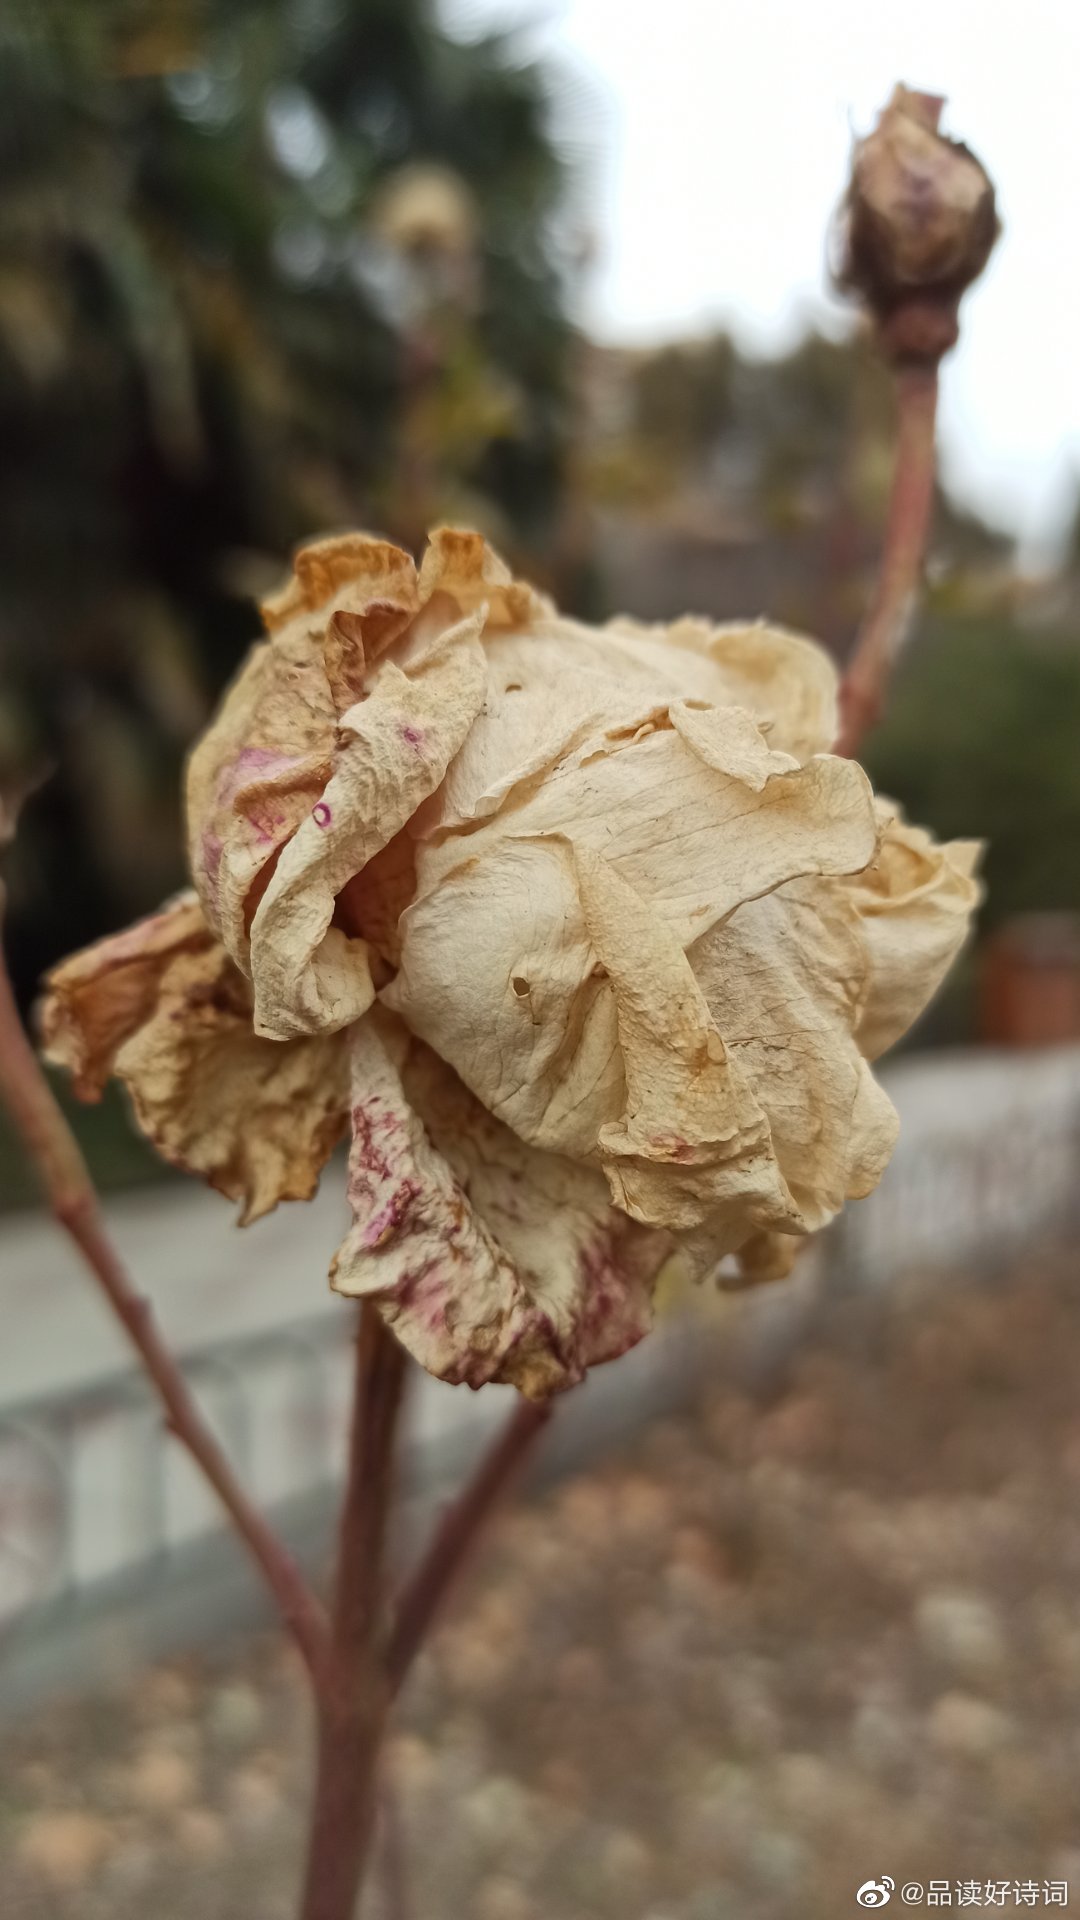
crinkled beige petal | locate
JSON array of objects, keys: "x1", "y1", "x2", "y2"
[
  {"x1": 421, "y1": 704, "x2": 877, "y2": 951},
  {"x1": 185, "y1": 625, "x2": 336, "y2": 969},
  {"x1": 844, "y1": 802, "x2": 983, "y2": 1060},
  {"x1": 330, "y1": 1019, "x2": 666, "y2": 1396},
  {"x1": 39, "y1": 892, "x2": 211, "y2": 1098},
  {"x1": 575, "y1": 846, "x2": 803, "y2": 1263},
  {"x1": 722, "y1": 1229, "x2": 805, "y2": 1290},
  {"x1": 416, "y1": 526, "x2": 543, "y2": 630},
  {"x1": 260, "y1": 532, "x2": 421, "y2": 656},
  {"x1": 689, "y1": 879, "x2": 900, "y2": 1244},
  {"x1": 385, "y1": 712, "x2": 877, "y2": 1172},
  {"x1": 384, "y1": 834, "x2": 624, "y2": 1159},
  {"x1": 115, "y1": 945, "x2": 349, "y2": 1225},
  {"x1": 40, "y1": 895, "x2": 348, "y2": 1224},
  {"x1": 433, "y1": 612, "x2": 833, "y2": 835},
  {"x1": 249, "y1": 613, "x2": 488, "y2": 1041},
  {"x1": 187, "y1": 533, "x2": 423, "y2": 971},
  {"x1": 186, "y1": 528, "x2": 542, "y2": 1010},
  {"x1": 604, "y1": 616, "x2": 840, "y2": 761}
]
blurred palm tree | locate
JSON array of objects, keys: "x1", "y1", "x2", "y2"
[{"x1": 0, "y1": 0, "x2": 575, "y2": 1002}]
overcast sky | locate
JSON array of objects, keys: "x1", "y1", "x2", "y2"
[{"x1": 443, "y1": 0, "x2": 1080, "y2": 562}]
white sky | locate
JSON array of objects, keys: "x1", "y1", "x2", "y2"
[{"x1": 443, "y1": 0, "x2": 1080, "y2": 561}]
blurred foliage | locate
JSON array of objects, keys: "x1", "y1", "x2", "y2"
[
  {"x1": 0, "y1": 0, "x2": 575, "y2": 1004},
  {"x1": 864, "y1": 613, "x2": 1080, "y2": 933},
  {"x1": 1, "y1": 3, "x2": 1078, "y2": 1211}
]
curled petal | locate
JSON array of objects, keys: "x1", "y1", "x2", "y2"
[
  {"x1": 606, "y1": 616, "x2": 840, "y2": 761},
  {"x1": 845, "y1": 802, "x2": 983, "y2": 1059},
  {"x1": 250, "y1": 613, "x2": 488, "y2": 1040},
  {"x1": 417, "y1": 526, "x2": 542, "y2": 629},
  {"x1": 384, "y1": 834, "x2": 622, "y2": 1159},
  {"x1": 187, "y1": 533, "x2": 422, "y2": 971},
  {"x1": 723, "y1": 1229, "x2": 804, "y2": 1290},
  {"x1": 40, "y1": 897, "x2": 348, "y2": 1224},
  {"x1": 260, "y1": 533, "x2": 421, "y2": 659},
  {"x1": 187, "y1": 528, "x2": 541, "y2": 1011},
  {"x1": 690, "y1": 880, "x2": 899, "y2": 1241},
  {"x1": 186, "y1": 626, "x2": 336, "y2": 968},
  {"x1": 39, "y1": 892, "x2": 210, "y2": 1098},
  {"x1": 575, "y1": 846, "x2": 801, "y2": 1262},
  {"x1": 386, "y1": 712, "x2": 877, "y2": 1163},
  {"x1": 426, "y1": 705, "x2": 877, "y2": 951},
  {"x1": 115, "y1": 946, "x2": 349, "y2": 1224},
  {"x1": 330, "y1": 1019, "x2": 667, "y2": 1397}
]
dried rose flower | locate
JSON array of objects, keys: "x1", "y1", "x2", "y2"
[
  {"x1": 40, "y1": 530, "x2": 980, "y2": 1396},
  {"x1": 837, "y1": 85, "x2": 999, "y2": 360}
]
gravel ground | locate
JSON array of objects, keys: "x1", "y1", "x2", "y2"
[{"x1": 5, "y1": 1242, "x2": 1080, "y2": 1919}]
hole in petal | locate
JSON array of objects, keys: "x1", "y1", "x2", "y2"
[
  {"x1": 504, "y1": 682, "x2": 523, "y2": 693},
  {"x1": 511, "y1": 975, "x2": 530, "y2": 997}
]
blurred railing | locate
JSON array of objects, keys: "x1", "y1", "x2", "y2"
[
  {"x1": 0, "y1": 1313, "x2": 354, "y2": 1632},
  {"x1": 2, "y1": 1053, "x2": 1078, "y2": 1709},
  {"x1": 0, "y1": 1298, "x2": 701, "y2": 1712},
  {"x1": 829, "y1": 1088, "x2": 1080, "y2": 1289}
]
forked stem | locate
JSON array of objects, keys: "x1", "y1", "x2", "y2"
[
  {"x1": 386, "y1": 1395, "x2": 552, "y2": 1697},
  {"x1": 298, "y1": 1305, "x2": 407, "y2": 1920}
]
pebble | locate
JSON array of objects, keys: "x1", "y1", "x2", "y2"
[
  {"x1": 474, "y1": 1875, "x2": 534, "y2": 1920},
  {"x1": 850, "y1": 1696, "x2": 914, "y2": 1776},
  {"x1": 98, "y1": 1838, "x2": 157, "y2": 1898},
  {"x1": 927, "y1": 1690, "x2": 1015, "y2": 1759},
  {"x1": 771, "y1": 1751, "x2": 836, "y2": 1822},
  {"x1": 225, "y1": 1764, "x2": 286, "y2": 1834},
  {"x1": 745, "y1": 1825, "x2": 808, "y2": 1893},
  {"x1": 206, "y1": 1680, "x2": 263, "y2": 1751},
  {"x1": 915, "y1": 1588, "x2": 1007, "y2": 1679},
  {"x1": 128, "y1": 1746, "x2": 198, "y2": 1812},
  {"x1": 756, "y1": 1392, "x2": 834, "y2": 1463},
  {"x1": 462, "y1": 1774, "x2": 534, "y2": 1853},
  {"x1": 599, "y1": 1826, "x2": 655, "y2": 1893},
  {"x1": 172, "y1": 1807, "x2": 228, "y2": 1863},
  {"x1": 614, "y1": 1473, "x2": 668, "y2": 1542},
  {"x1": 133, "y1": 1668, "x2": 197, "y2": 1724},
  {"x1": 16, "y1": 1810, "x2": 114, "y2": 1890},
  {"x1": 387, "y1": 1731, "x2": 438, "y2": 1799}
]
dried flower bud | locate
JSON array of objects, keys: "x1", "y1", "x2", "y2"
[
  {"x1": 41, "y1": 529, "x2": 981, "y2": 1397},
  {"x1": 837, "y1": 86, "x2": 999, "y2": 362}
]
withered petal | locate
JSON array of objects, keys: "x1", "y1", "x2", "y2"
[
  {"x1": 846, "y1": 801, "x2": 983, "y2": 1059},
  {"x1": 39, "y1": 891, "x2": 210, "y2": 1099},
  {"x1": 330, "y1": 1018, "x2": 667, "y2": 1397},
  {"x1": 41, "y1": 895, "x2": 348, "y2": 1223},
  {"x1": 249, "y1": 612, "x2": 488, "y2": 1041},
  {"x1": 115, "y1": 944, "x2": 348, "y2": 1224}
]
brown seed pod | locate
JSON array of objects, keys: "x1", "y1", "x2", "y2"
[{"x1": 836, "y1": 86, "x2": 1000, "y2": 362}]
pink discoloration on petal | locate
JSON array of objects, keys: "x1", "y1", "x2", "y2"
[
  {"x1": 201, "y1": 833, "x2": 223, "y2": 889},
  {"x1": 330, "y1": 1025, "x2": 667, "y2": 1397},
  {"x1": 359, "y1": 1180, "x2": 421, "y2": 1250}
]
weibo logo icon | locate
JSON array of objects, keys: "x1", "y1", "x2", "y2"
[{"x1": 856, "y1": 1879, "x2": 895, "y2": 1907}]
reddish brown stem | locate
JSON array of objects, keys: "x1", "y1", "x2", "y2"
[
  {"x1": 376, "y1": 1782, "x2": 410, "y2": 1920},
  {"x1": 0, "y1": 937, "x2": 331, "y2": 1679},
  {"x1": 385, "y1": 1395, "x2": 551, "y2": 1698},
  {"x1": 298, "y1": 1305, "x2": 407, "y2": 1920},
  {"x1": 835, "y1": 361, "x2": 939, "y2": 758}
]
